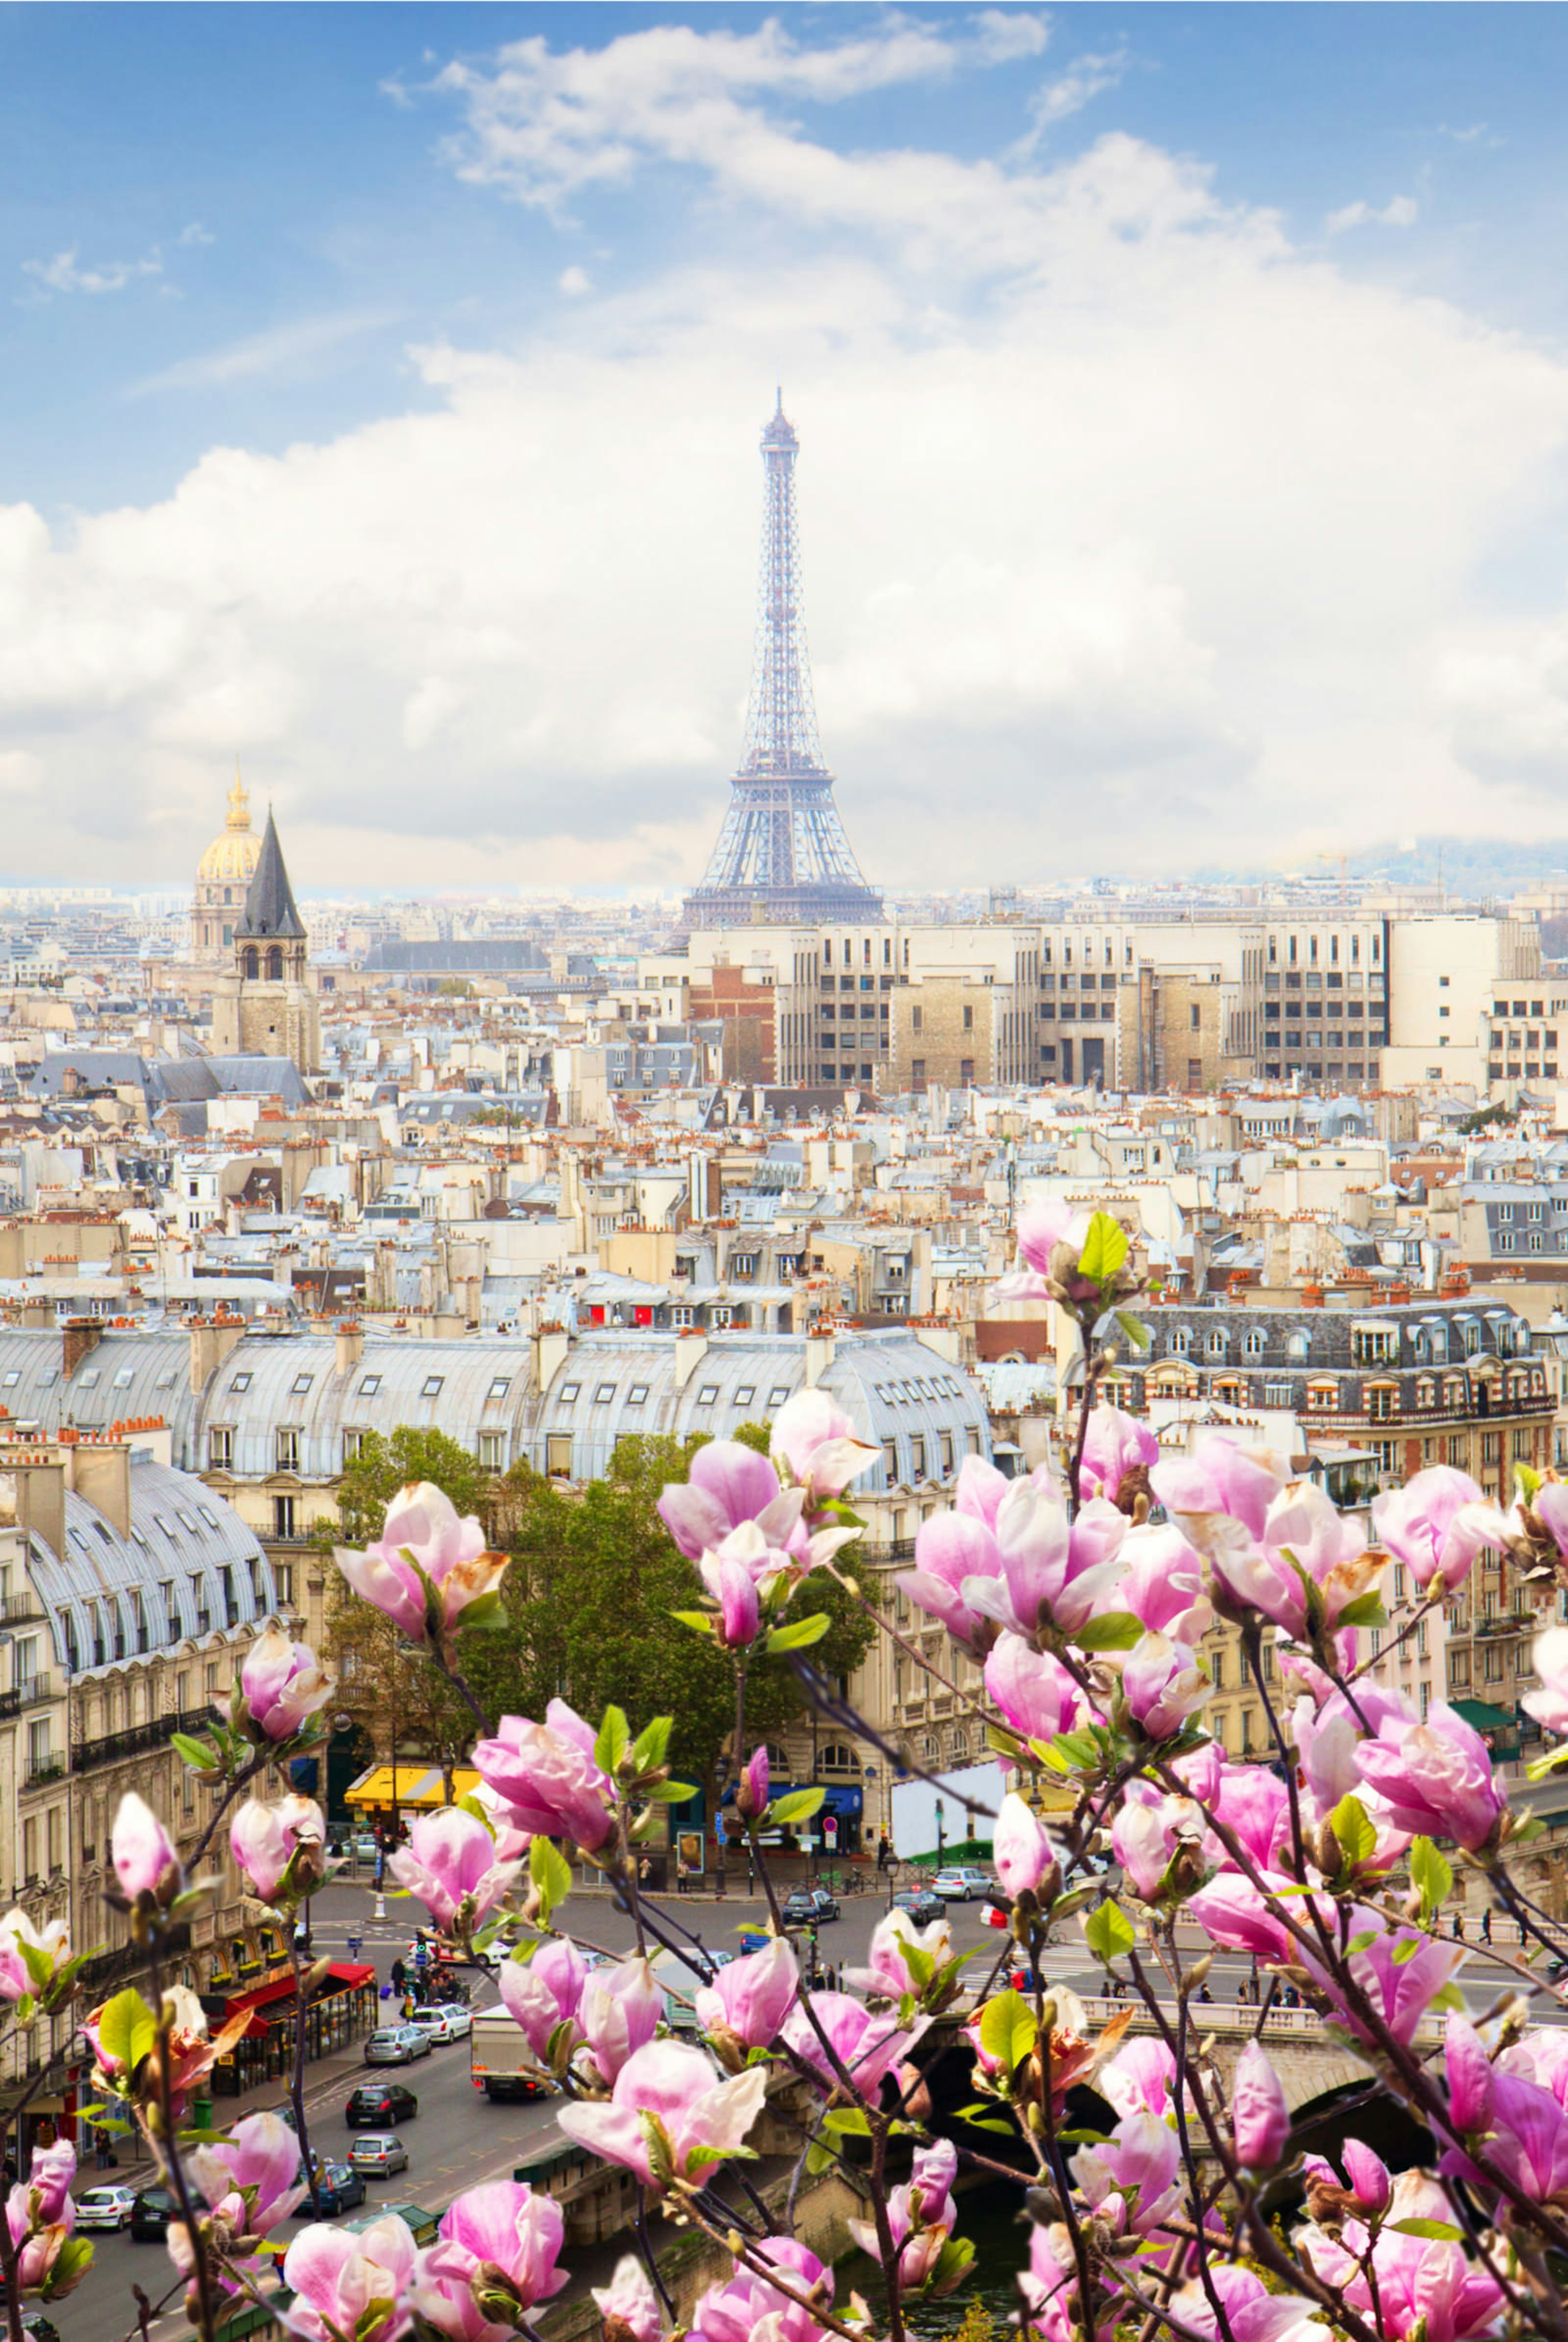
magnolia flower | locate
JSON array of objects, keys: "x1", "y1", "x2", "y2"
[
  {"x1": 577, "y1": 1958, "x2": 663, "y2": 2088},
  {"x1": 844, "y1": 1907, "x2": 952, "y2": 1998},
  {"x1": 1523, "y1": 1625, "x2": 1568, "y2": 1736},
  {"x1": 111, "y1": 1792, "x2": 178, "y2": 1901},
  {"x1": 1174, "y1": 2266, "x2": 1323, "y2": 2342},
  {"x1": 497, "y1": 1942, "x2": 588, "y2": 2062},
  {"x1": 689, "y1": 2237, "x2": 834, "y2": 2342},
  {"x1": 555, "y1": 2041, "x2": 766, "y2": 2192},
  {"x1": 1301, "y1": 1913, "x2": 1467, "y2": 2050},
  {"x1": 770, "y1": 1388, "x2": 878, "y2": 1499},
  {"x1": 231, "y1": 1795, "x2": 325, "y2": 1906},
  {"x1": 0, "y1": 1907, "x2": 69, "y2": 2003},
  {"x1": 1112, "y1": 1797, "x2": 1193, "y2": 1903},
  {"x1": 592, "y1": 2255, "x2": 664, "y2": 2342},
  {"x1": 1371, "y1": 1468, "x2": 1507, "y2": 1595},
  {"x1": 1445, "y1": 2013, "x2": 1496, "y2": 2137},
  {"x1": 1152, "y1": 1436, "x2": 1291, "y2": 1539},
  {"x1": 189, "y1": 2111, "x2": 306, "y2": 2245},
  {"x1": 897, "y1": 1511, "x2": 1004, "y2": 1655},
  {"x1": 736, "y1": 1743, "x2": 771, "y2": 1821},
  {"x1": 237, "y1": 1628, "x2": 335, "y2": 1742},
  {"x1": 1118, "y1": 1523, "x2": 1212, "y2": 1645},
  {"x1": 1292, "y1": 1681, "x2": 1414, "y2": 1811},
  {"x1": 1295, "y1": 2170, "x2": 1504, "y2": 2342},
  {"x1": 1304, "y1": 2140, "x2": 1391, "y2": 2218},
  {"x1": 1075, "y1": 2111, "x2": 1185, "y2": 2242},
  {"x1": 1079, "y1": 1405, "x2": 1158, "y2": 1506},
  {"x1": 1354, "y1": 1705, "x2": 1505, "y2": 1853},
  {"x1": 1098, "y1": 2037, "x2": 1176, "y2": 2121},
  {"x1": 412, "y1": 2183, "x2": 567, "y2": 2341},
  {"x1": 847, "y1": 2139, "x2": 961, "y2": 2291},
  {"x1": 336, "y1": 1482, "x2": 508, "y2": 1646},
  {"x1": 984, "y1": 1634, "x2": 1087, "y2": 1744},
  {"x1": 1184, "y1": 1873, "x2": 1298, "y2": 1966},
  {"x1": 282, "y1": 2215, "x2": 420, "y2": 2342},
  {"x1": 695, "y1": 1937, "x2": 799, "y2": 2048},
  {"x1": 1121, "y1": 1632, "x2": 1208, "y2": 1740},
  {"x1": 5, "y1": 2140, "x2": 78, "y2": 2296},
  {"x1": 471, "y1": 1700, "x2": 615, "y2": 1851},
  {"x1": 1211, "y1": 1763, "x2": 1292, "y2": 1874},
  {"x1": 779, "y1": 1994, "x2": 928, "y2": 2097},
  {"x1": 387, "y1": 1807, "x2": 524, "y2": 1932},
  {"x1": 1233, "y1": 2041, "x2": 1291, "y2": 2173},
  {"x1": 657, "y1": 1439, "x2": 796, "y2": 1561},
  {"x1": 697, "y1": 1528, "x2": 769, "y2": 1646},
  {"x1": 993, "y1": 1791, "x2": 1056, "y2": 1901}
]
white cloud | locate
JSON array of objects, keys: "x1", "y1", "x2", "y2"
[
  {"x1": 1325, "y1": 194, "x2": 1419, "y2": 233},
  {"x1": 557, "y1": 265, "x2": 592, "y2": 297},
  {"x1": 971, "y1": 10, "x2": 1052, "y2": 65},
  {"x1": 129, "y1": 310, "x2": 399, "y2": 394},
  {"x1": 5, "y1": 19, "x2": 1568, "y2": 886},
  {"x1": 1018, "y1": 47, "x2": 1131, "y2": 143},
  {"x1": 177, "y1": 222, "x2": 216, "y2": 248},
  {"x1": 22, "y1": 245, "x2": 163, "y2": 295}
]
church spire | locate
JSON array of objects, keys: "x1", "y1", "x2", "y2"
[
  {"x1": 227, "y1": 758, "x2": 251, "y2": 833},
  {"x1": 238, "y1": 808, "x2": 306, "y2": 941}
]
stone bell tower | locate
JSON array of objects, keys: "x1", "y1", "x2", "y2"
[{"x1": 209, "y1": 809, "x2": 320, "y2": 1075}]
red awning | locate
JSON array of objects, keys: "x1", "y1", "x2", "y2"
[{"x1": 225, "y1": 1961, "x2": 379, "y2": 2035}]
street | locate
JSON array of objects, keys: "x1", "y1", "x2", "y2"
[{"x1": 44, "y1": 1872, "x2": 1568, "y2": 2342}]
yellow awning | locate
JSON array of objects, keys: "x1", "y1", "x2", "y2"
[{"x1": 344, "y1": 1763, "x2": 483, "y2": 1811}]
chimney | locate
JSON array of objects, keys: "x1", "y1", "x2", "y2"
[
  {"x1": 531, "y1": 1323, "x2": 572, "y2": 1393},
  {"x1": 334, "y1": 1320, "x2": 363, "y2": 1377},
  {"x1": 673, "y1": 1329, "x2": 710, "y2": 1390},
  {"x1": 62, "y1": 1317, "x2": 103, "y2": 1381},
  {"x1": 66, "y1": 1439, "x2": 132, "y2": 1539},
  {"x1": 805, "y1": 1327, "x2": 837, "y2": 1387},
  {"x1": 189, "y1": 1316, "x2": 247, "y2": 1394}
]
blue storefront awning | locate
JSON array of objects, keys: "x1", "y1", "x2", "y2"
[{"x1": 720, "y1": 1780, "x2": 863, "y2": 1815}]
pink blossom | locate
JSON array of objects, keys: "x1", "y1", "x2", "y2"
[
  {"x1": 846, "y1": 2140, "x2": 960, "y2": 2291},
  {"x1": 779, "y1": 1994, "x2": 927, "y2": 2096},
  {"x1": 0, "y1": 1908, "x2": 68, "y2": 2003},
  {"x1": 591, "y1": 2255, "x2": 664, "y2": 2342},
  {"x1": 1295, "y1": 2170, "x2": 1504, "y2": 2342},
  {"x1": 695, "y1": 1937, "x2": 799, "y2": 2048},
  {"x1": 1198, "y1": 1482, "x2": 1382, "y2": 1641},
  {"x1": 1301, "y1": 1913, "x2": 1467, "y2": 2050},
  {"x1": 698, "y1": 1534, "x2": 764, "y2": 1646},
  {"x1": 1532, "y1": 1479, "x2": 1568, "y2": 1563},
  {"x1": 769, "y1": 1389, "x2": 878, "y2": 1499},
  {"x1": 5, "y1": 2142, "x2": 76, "y2": 2295},
  {"x1": 230, "y1": 1795, "x2": 324, "y2": 1905},
  {"x1": 472, "y1": 1700, "x2": 615, "y2": 1851},
  {"x1": 1184, "y1": 1873, "x2": 1298, "y2": 1965},
  {"x1": 497, "y1": 1942, "x2": 587, "y2": 2062},
  {"x1": 1523, "y1": 1625, "x2": 1568, "y2": 1735},
  {"x1": 1354, "y1": 1705, "x2": 1504, "y2": 1852},
  {"x1": 238, "y1": 1628, "x2": 335, "y2": 1742},
  {"x1": 739, "y1": 1744, "x2": 771, "y2": 1819},
  {"x1": 844, "y1": 1907, "x2": 952, "y2": 1998},
  {"x1": 1233, "y1": 2040, "x2": 1290, "y2": 2172},
  {"x1": 897, "y1": 1511, "x2": 1001, "y2": 1654},
  {"x1": 1211, "y1": 1764, "x2": 1292, "y2": 1873},
  {"x1": 1016, "y1": 1198, "x2": 1082, "y2": 1275},
  {"x1": 577, "y1": 1957, "x2": 663, "y2": 2086},
  {"x1": 1152, "y1": 1436, "x2": 1290, "y2": 1541},
  {"x1": 112, "y1": 1791, "x2": 177, "y2": 1900},
  {"x1": 657, "y1": 1440, "x2": 789, "y2": 1560},
  {"x1": 1173, "y1": 2266, "x2": 1323, "y2": 2342},
  {"x1": 1303, "y1": 2141, "x2": 1391, "y2": 2214},
  {"x1": 984, "y1": 1634, "x2": 1087, "y2": 1744},
  {"x1": 190, "y1": 2111, "x2": 305, "y2": 2241},
  {"x1": 993, "y1": 1791, "x2": 1056, "y2": 1900},
  {"x1": 412, "y1": 2183, "x2": 566, "y2": 2341},
  {"x1": 20, "y1": 2140, "x2": 74, "y2": 2226},
  {"x1": 955, "y1": 1451, "x2": 1014, "y2": 1528},
  {"x1": 1119, "y1": 1524, "x2": 1211, "y2": 1644},
  {"x1": 336, "y1": 1481, "x2": 508, "y2": 1646},
  {"x1": 1121, "y1": 1632, "x2": 1208, "y2": 1740},
  {"x1": 1098, "y1": 2037, "x2": 1176, "y2": 2121},
  {"x1": 282, "y1": 2215, "x2": 419, "y2": 2342},
  {"x1": 1292, "y1": 1682, "x2": 1414, "y2": 1810},
  {"x1": 1073, "y1": 2110, "x2": 1183, "y2": 2239},
  {"x1": 965, "y1": 1482, "x2": 1127, "y2": 1640},
  {"x1": 1372, "y1": 1468, "x2": 1506, "y2": 1595},
  {"x1": 690, "y1": 2237, "x2": 834, "y2": 2342},
  {"x1": 388, "y1": 1807, "x2": 525, "y2": 1932},
  {"x1": 555, "y1": 2041, "x2": 767, "y2": 2192},
  {"x1": 1079, "y1": 1405, "x2": 1158, "y2": 1504},
  {"x1": 1471, "y1": 2072, "x2": 1568, "y2": 2208},
  {"x1": 1112, "y1": 1792, "x2": 1201, "y2": 1903},
  {"x1": 1445, "y1": 2012, "x2": 1496, "y2": 2136}
]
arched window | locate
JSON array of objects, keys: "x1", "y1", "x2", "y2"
[
  {"x1": 1205, "y1": 1329, "x2": 1228, "y2": 1361},
  {"x1": 265, "y1": 945, "x2": 284, "y2": 981},
  {"x1": 764, "y1": 1742, "x2": 789, "y2": 1771},
  {"x1": 1365, "y1": 1381, "x2": 1399, "y2": 1423},
  {"x1": 1169, "y1": 1327, "x2": 1192, "y2": 1358},
  {"x1": 1243, "y1": 1329, "x2": 1266, "y2": 1360},
  {"x1": 241, "y1": 946, "x2": 259, "y2": 980},
  {"x1": 1305, "y1": 1378, "x2": 1339, "y2": 1413},
  {"x1": 1416, "y1": 1377, "x2": 1435, "y2": 1409},
  {"x1": 1286, "y1": 1330, "x2": 1311, "y2": 1363},
  {"x1": 820, "y1": 1742, "x2": 857, "y2": 1773}
]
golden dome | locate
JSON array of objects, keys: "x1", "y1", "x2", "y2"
[{"x1": 196, "y1": 770, "x2": 261, "y2": 886}]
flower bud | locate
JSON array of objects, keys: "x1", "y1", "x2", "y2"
[{"x1": 1232, "y1": 2040, "x2": 1291, "y2": 2175}]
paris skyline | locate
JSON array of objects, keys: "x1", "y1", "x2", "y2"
[{"x1": 6, "y1": 5, "x2": 1568, "y2": 892}]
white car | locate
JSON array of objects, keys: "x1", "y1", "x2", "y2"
[
  {"x1": 408, "y1": 2003, "x2": 470, "y2": 2045},
  {"x1": 76, "y1": 2185, "x2": 138, "y2": 2230}
]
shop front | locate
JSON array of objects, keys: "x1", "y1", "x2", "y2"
[{"x1": 203, "y1": 1961, "x2": 379, "y2": 2097}]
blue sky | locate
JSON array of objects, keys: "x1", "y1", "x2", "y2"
[{"x1": 4, "y1": 4, "x2": 1568, "y2": 886}]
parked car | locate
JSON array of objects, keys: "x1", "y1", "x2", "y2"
[
  {"x1": 891, "y1": 1887, "x2": 947, "y2": 1926},
  {"x1": 364, "y1": 2025, "x2": 432, "y2": 2067},
  {"x1": 129, "y1": 2186, "x2": 175, "y2": 2242},
  {"x1": 781, "y1": 1887, "x2": 840, "y2": 1926},
  {"x1": 298, "y1": 2161, "x2": 368, "y2": 2218},
  {"x1": 347, "y1": 2132, "x2": 410, "y2": 2180},
  {"x1": 345, "y1": 2083, "x2": 419, "y2": 2128},
  {"x1": 75, "y1": 2184, "x2": 139, "y2": 2231},
  {"x1": 932, "y1": 1866, "x2": 993, "y2": 1903}
]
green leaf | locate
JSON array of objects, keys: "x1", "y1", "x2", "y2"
[
  {"x1": 1049, "y1": 1728, "x2": 1104, "y2": 1771},
  {"x1": 1410, "y1": 1835, "x2": 1454, "y2": 1920},
  {"x1": 1527, "y1": 1741, "x2": 1568, "y2": 1781},
  {"x1": 928, "y1": 2237, "x2": 976, "y2": 2293},
  {"x1": 454, "y1": 1589, "x2": 506, "y2": 1633},
  {"x1": 1389, "y1": 2219, "x2": 1466, "y2": 2242},
  {"x1": 770, "y1": 1788, "x2": 825, "y2": 1829},
  {"x1": 1334, "y1": 1593, "x2": 1389, "y2": 1632},
  {"x1": 672, "y1": 1610, "x2": 718, "y2": 1638},
  {"x1": 171, "y1": 1731, "x2": 221, "y2": 1771},
  {"x1": 41, "y1": 2233, "x2": 93, "y2": 2300},
  {"x1": 1114, "y1": 1311, "x2": 1152, "y2": 1353},
  {"x1": 528, "y1": 1836, "x2": 573, "y2": 1918},
  {"x1": 1391, "y1": 1934, "x2": 1425, "y2": 1966},
  {"x1": 978, "y1": 1988, "x2": 1038, "y2": 2072},
  {"x1": 824, "y1": 2106, "x2": 873, "y2": 2135},
  {"x1": 595, "y1": 1706, "x2": 630, "y2": 1773},
  {"x1": 1329, "y1": 1793, "x2": 1376, "y2": 1869},
  {"x1": 639, "y1": 1780, "x2": 701, "y2": 1803},
  {"x1": 1517, "y1": 1463, "x2": 1543, "y2": 1503},
  {"x1": 763, "y1": 1613, "x2": 831, "y2": 1656},
  {"x1": 1083, "y1": 1899, "x2": 1136, "y2": 1963},
  {"x1": 1343, "y1": 1932, "x2": 1381, "y2": 1957},
  {"x1": 804, "y1": 2139, "x2": 835, "y2": 2175},
  {"x1": 1077, "y1": 1211, "x2": 1129, "y2": 1286},
  {"x1": 354, "y1": 2302, "x2": 396, "y2": 2342},
  {"x1": 632, "y1": 1717, "x2": 673, "y2": 1773},
  {"x1": 95, "y1": 1986, "x2": 157, "y2": 2077},
  {"x1": 1074, "y1": 1611, "x2": 1144, "y2": 1654}
]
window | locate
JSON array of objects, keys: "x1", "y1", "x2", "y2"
[
  {"x1": 911, "y1": 1436, "x2": 927, "y2": 1479},
  {"x1": 208, "y1": 1428, "x2": 233, "y2": 1470},
  {"x1": 882, "y1": 1439, "x2": 897, "y2": 1478},
  {"x1": 275, "y1": 1426, "x2": 301, "y2": 1472},
  {"x1": 559, "y1": 1383, "x2": 581, "y2": 1403},
  {"x1": 769, "y1": 1386, "x2": 791, "y2": 1407},
  {"x1": 1365, "y1": 1385, "x2": 1397, "y2": 1423},
  {"x1": 486, "y1": 1377, "x2": 511, "y2": 1401},
  {"x1": 342, "y1": 1429, "x2": 367, "y2": 1463},
  {"x1": 1306, "y1": 1380, "x2": 1339, "y2": 1412},
  {"x1": 358, "y1": 1373, "x2": 382, "y2": 1396},
  {"x1": 593, "y1": 1383, "x2": 616, "y2": 1405},
  {"x1": 229, "y1": 1372, "x2": 252, "y2": 1394},
  {"x1": 1169, "y1": 1327, "x2": 1192, "y2": 1358},
  {"x1": 290, "y1": 1373, "x2": 314, "y2": 1396},
  {"x1": 477, "y1": 1431, "x2": 505, "y2": 1470},
  {"x1": 695, "y1": 1384, "x2": 719, "y2": 1405},
  {"x1": 421, "y1": 1375, "x2": 445, "y2": 1399},
  {"x1": 1243, "y1": 1329, "x2": 1265, "y2": 1360}
]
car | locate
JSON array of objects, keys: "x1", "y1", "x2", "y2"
[
  {"x1": 298, "y1": 2161, "x2": 368, "y2": 2218},
  {"x1": 129, "y1": 2186, "x2": 175, "y2": 2242},
  {"x1": 75, "y1": 2184, "x2": 139, "y2": 2231},
  {"x1": 408, "y1": 2002, "x2": 470, "y2": 2044},
  {"x1": 891, "y1": 1887, "x2": 947, "y2": 1926},
  {"x1": 347, "y1": 2132, "x2": 410, "y2": 2179},
  {"x1": 781, "y1": 1887, "x2": 840, "y2": 1926},
  {"x1": 345, "y1": 2083, "x2": 419, "y2": 2128},
  {"x1": 21, "y1": 2313, "x2": 60, "y2": 2342},
  {"x1": 364, "y1": 2025, "x2": 433, "y2": 2066},
  {"x1": 932, "y1": 1866, "x2": 993, "y2": 1903}
]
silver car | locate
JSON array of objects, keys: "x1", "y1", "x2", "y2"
[
  {"x1": 363, "y1": 2025, "x2": 432, "y2": 2066},
  {"x1": 346, "y1": 2132, "x2": 409, "y2": 2178}
]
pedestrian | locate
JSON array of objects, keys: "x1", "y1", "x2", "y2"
[
  {"x1": 390, "y1": 1958, "x2": 406, "y2": 1995},
  {"x1": 639, "y1": 1855, "x2": 652, "y2": 1887},
  {"x1": 1481, "y1": 1906, "x2": 1492, "y2": 1945}
]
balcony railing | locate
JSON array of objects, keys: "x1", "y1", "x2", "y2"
[
  {"x1": 0, "y1": 1590, "x2": 45, "y2": 1625},
  {"x1": 23, "y1": 1757, "x2": 64, "y2": 1787},
  {"x1": 75, "y1": 1706, "x2": 220, "y2": 1774}
]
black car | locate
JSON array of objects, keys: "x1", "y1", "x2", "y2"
[
  {"x1": 891, "y1": 1887, "x2": 946, "y2": 1926},
  {"x1": 129, "y1": 2187, "x2": 175, "y2": 2242},
  {"x1": 781, "y1": 1887, "x2": 840, "y2": 1925},
  {"x1": 297, "y1": 2161, "x2": 368, "y2": 2218},
  {"x1": 345, "y1": 2083, "x2": 419, "y2": 2128}
]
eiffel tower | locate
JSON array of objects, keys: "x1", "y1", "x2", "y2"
[{"x1": 681, "y1": 394, "x2": 883, "y2": 930}]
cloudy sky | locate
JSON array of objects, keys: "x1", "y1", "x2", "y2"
[{"x1": 7, "y1": 4, "x2": 1568, "y2": 893}]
